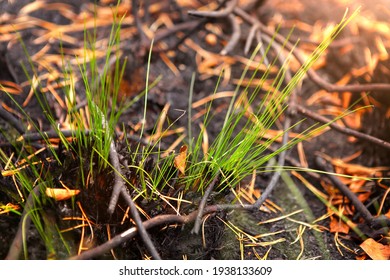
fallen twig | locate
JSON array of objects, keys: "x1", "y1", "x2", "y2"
[
  {"x1": 253, "y1": 117, "x2": 291, "y2": 209},
  {"x1": 107, "y1": 136, "x2": 161, "y2": 260},
  {"x1": 191, "y1": 172, "x2": 220, "y2": 234},
  {"x1": 151, "y1": 0, "x2": 232, "y2": 53},
  {"x1": 187, "y1": 0, "x2": 241, "y2": 55},
  {"x1": 153, "y1": 20, "x2": 200, "y2": 43},
  {"x1": 294, "y1": 104, "x2": 390, "y2": 150},
  {"x1": 88, "y1": 99, "x2": 161, "y2": 260},
  {"x1": 315, "y1": 155, "x2": 390, "y2": 230},
  {"x1": 70, "y1": 203, "x2": 254, "y2": 260},
  {"x1": 70, "y1": 214, "x2": 185, "y2": 260},
  {"x1": 220, "y1": 14, "x2": 241, "y2": 55},
  {"x1": 0, "y1": 105, "x2": 26, "y2": 135},
  {"x1": 188, "y1": 0, "x2": 238, "y2": 18},
  {"x1": 17, "y1": 129, "x2": 91, "y2": 142}
]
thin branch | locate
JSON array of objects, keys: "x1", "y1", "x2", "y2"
[
  {"x1": 188, "y1": 0, "x2": 238, "y2": 18},
  {"x1": 153, "y1": 20, "x2": 200, "y2": 43},
  {"x1": 107, "y1": 138, "x2": 161, "y2": 260},
  {"x1": 244, "y1": 23, "x2": 260, "y2": 55},
  {"x1": 253, "y1": 117, "x2": 291, "y2": 209},
  {"x1": 70, "y1": 214, "x2": 185, "y2": 260},
  {"x1": 191, "y1": 172, "x2": 220, "y2": 234},
  {"x1": 315, "y1": 156, "x2": 390, "y2": 229},
  {"x1": 131, "y1": 0, "x2": 148, "y2": 46},
  {"x1": 87, "y1": 98, "x2": 161, "y2": 259},
  {"x1": 18, "y1": 129, "x2": 91, "y2": 142},
  {"x1": 0, "y1": 105, "x2": 26, "y2": 135},
  {"x1": 187, "y1": 0, "x2": 240, "y2": 55},
  {"x1": 220, "y1": 14, "x2": 241, "y2": 55},
  {"x1": 153, "y1": 19, "x2": 208, "y2": 53},
  {"x1": 70, "y1": 203, "x2": 254, "y2": 260},
  {"x1": 151, "y1": 0, "x2": 233, "y2": 53},
  {"x1": 294, "y1": 103, "x2": 390, "y2": 150}
]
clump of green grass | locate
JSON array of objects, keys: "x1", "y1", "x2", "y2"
[
  {"x1": 182, "y1": 9, "x2": 359, "y2": 196},
  {"x1": 0, "y1": 2, "x2": 132, "y2": 259}
]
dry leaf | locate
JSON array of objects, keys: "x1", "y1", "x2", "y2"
[
  {"x1": 348, "y1": 179, "x2": 366, "y2": 193},
  {"x1": 360, "y1": 238, "x2": 390, "y2": 260},
  {"x1": 357, "y1": 192, "x2": 371, "y2": 203},
  {"x1": 174, "y1": 145, "x2": 187, "y2": 175},
  {"x1": 356, "y1": 254, "x2": 368, "y2": 260},
  {"x1": 331, "y1": 158, "x2": 388, "y2": 177},
  {"x1": 329, "y1": 215, "x2": 350, "y2": 234},
  {"x1": 45, "y1": 188, "x2": 80, "y2": 201}
]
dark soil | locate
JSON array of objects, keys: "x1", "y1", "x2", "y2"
[{"x1": 1, "y1": 0, "x2": 390, "y2": 260}]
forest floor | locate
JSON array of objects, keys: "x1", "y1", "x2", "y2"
[{"x1": 1, "y1": 0, "x2": 390, "y2": 260}]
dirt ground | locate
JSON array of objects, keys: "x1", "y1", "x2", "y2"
[{"x1": 1, "y1": 0, "x2": 390, "y2": 260}]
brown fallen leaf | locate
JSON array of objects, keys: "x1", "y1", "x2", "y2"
[
  {"x1": 174, "y1": 145, "x2": 187, "y2": 175},
  {"x1": 332, "y1": 158, "x2": 388, "y2": 177},
  {"x1": 360, "y1": 238, "x2": 390, "y2": 260},
  {"x1": 329, "y1": 215, "x2": 350, "y2": 234},
  {"x1": 45, "y1": 188, "x2": 80, "y2": 201}
]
